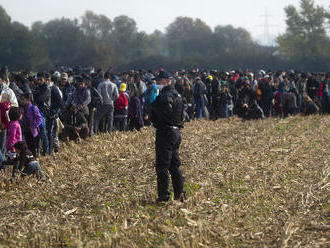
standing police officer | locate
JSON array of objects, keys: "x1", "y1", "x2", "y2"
[{"x1": 150, "y1": 70, "x2": 186, "y2": 202}]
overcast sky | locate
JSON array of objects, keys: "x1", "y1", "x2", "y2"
[{"x1": 1, "y1": 0, "x2": 330, "y2": 44}]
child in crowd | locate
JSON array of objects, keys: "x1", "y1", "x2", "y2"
[
  {"x1": 0, "y1": 107, "x2": 22, "y2": 172},
  {"x1": 6, "y1": 107, "x2": 22, "y2": 153},
  {"x1": 2, "y1": 141, "x2": 44, "y2": 179},
  {"x1": 114, "y1": 83, "x2": 129, "y2": 131}
]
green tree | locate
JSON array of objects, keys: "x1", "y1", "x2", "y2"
[
  {"x1": 213, "y1": 25, "x2": 255, "y2": 57},
  {"x1": 110, "y1": 15, "x2": 146, "y2": 66},
  {"x1": 145, "y1": 30, "x2": 167, "y2": 56},
  {"x1": 166, "y1": 17, "x2": 213, "y2": 62},
  {"x1": 9, "y1": 22, "x2": 34, "y2": 68},
  {"x1": 0, "y1": 6, "x2": 13, "y2": 64},
  {"x1": 36, "y1": 18, "x2": 85, "y2": 66},
  {"x1": 80, "y1": 11, "x2": 112, "y2": 40},
  {"x1": 277, "y1": 0, "x2": 330, "y2": 70},
  {"x1": 0, "y1": 7, "x2": 50, "y2": 70},
  {"x1": 79, "y1": 11, "x2": 114, "y2": 68}
]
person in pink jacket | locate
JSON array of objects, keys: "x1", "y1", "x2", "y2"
[
  {"x1": 0, "y1": 93, "x2": 11, "y2": 163},
  {"x1": 6, "y1": 107, "x2": 22, "y2": 152}
]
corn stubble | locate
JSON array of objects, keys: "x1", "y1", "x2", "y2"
[{"x1": 0, "y1": 116, "x2": 329, "y2": 247}]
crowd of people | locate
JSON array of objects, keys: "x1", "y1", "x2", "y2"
[{"x1": 0, "y1": 65, "x2": 329, "y2": 179}]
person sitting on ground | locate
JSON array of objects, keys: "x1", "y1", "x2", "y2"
[
  {"x1": 245, "y1": 100, "x2": 265, "y2": 120},
  {"x1": 59, "y1": 105, "x2": 89, "y2": 142},
  {"x1": 2, "y1": 141, "x2": 44, "y2": 179},
  {"x1": 303, "y1": 95, "x2": 319, "y2": 115}
]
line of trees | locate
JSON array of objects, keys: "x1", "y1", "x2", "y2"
[{"x1": 0, "y1": 0, "x2": 329, "y2": 72}]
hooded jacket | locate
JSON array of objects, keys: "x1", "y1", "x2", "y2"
[{"x1": 0, "y1": 84, "x2": 18, "y2": 107}]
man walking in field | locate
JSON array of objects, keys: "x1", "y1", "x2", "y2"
[{"x1": 150, "y1": 70, "x2": 186, "y2": 202}]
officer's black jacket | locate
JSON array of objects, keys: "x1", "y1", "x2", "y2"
[
  {"x1": 150, "y1": 85, "x2": 184, "y2": 130},
  {"x1": 211, "y1": 79, "x2": 221, "y2": 97}
]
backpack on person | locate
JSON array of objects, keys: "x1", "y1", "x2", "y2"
[
  {"x1": 115, "y1": 92, "x2": 128, "y2": 111},
  {"x1": 32, "y1": 104, "x2": 44, "y2": 129},
  {"x1": 89, "y1": 87, "x2": 103, "y2": 109}
]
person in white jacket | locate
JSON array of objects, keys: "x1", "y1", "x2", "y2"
[{"x1": 0, "y1": 67, "x2": 18, "y2": 107}]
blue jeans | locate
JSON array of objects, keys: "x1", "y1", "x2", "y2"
[
  {"x1": 114, "y1": 117, "x2": 127, "y2": 131},
  {"x1": 0, "y1": 130, "x2": 7, "y2": 163},
  {"x1": 228, "y1": 105, "x2": 234, "y2": 117},
  {"x1": 37, "y1": 124, "x2": 49, "y2": 155},
  {"x1": 22, "y1": 161, "x2": 44, "y2": 178},
  {"x1": 298, "y1": 94, "x2": 304, "y2": 113},
  {"x1": 220, "y1": 104, "x2": 228, "y2": 118},
  {"x1": 261, "y1": 100, "x2": 272, "y2": 117},
  {"x1": 195, "y1": 98, "x2": 203, "y2": 119},
  {"x1": 94, "y1": 104, "x2": 114, "y2": 133},
  {"x1": 47, "y1": 118, "x2": 55, "y2": 154}
]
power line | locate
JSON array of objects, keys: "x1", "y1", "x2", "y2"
[{"x1": 256, "y1": 8, "x2": 279, "y2": 46}]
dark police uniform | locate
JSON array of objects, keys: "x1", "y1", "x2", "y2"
[{"x1": 150, "y1": 84, "x2": 185, "y2": 201}]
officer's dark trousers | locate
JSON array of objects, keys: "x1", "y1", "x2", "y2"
[
  {"x1": 212, "y1": 96, "x2": 221, "y2": 119},
  {"x1": 155, "y1": 128, "x2": 184, "y2": 200}
]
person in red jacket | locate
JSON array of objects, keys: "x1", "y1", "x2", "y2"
[{"x1": 114, "y1": 83, "x2": 129, "y2": 131}]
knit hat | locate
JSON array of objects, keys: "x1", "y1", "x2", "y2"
[
  {"x1": 119, "y1": 83, "x2": 127, "y2": 92},
  {"x1": 53, "y1": 71, "x2": 61, "y2": 78},
  {"x1": 152, "y1": 70, "x2": 171, "y2": 80}
]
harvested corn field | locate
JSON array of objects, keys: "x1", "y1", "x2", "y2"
[{"x1": 0, "y1": 115, "x2": 329, "y2": 247}]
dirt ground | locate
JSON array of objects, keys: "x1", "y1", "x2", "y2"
[{"x1": 0, "y1": 115, "x2": 329, "y2": 247}]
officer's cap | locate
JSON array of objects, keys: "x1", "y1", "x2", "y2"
[{"x1": 152, "y1": 70, "x2": 172, "y2": 81}]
